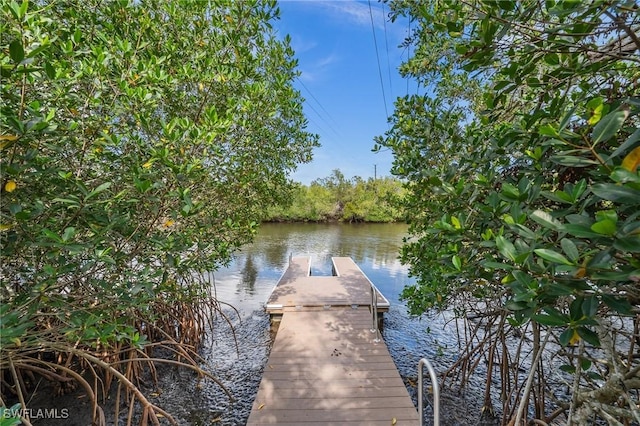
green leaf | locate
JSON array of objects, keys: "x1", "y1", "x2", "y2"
[
  {"x1": 586, "y1": 371, "x2": 603, "y2": 381},
  {"x1": 530, "y1": 210, "x2": 562, "y2": 231},
  {"x1": 538, "y1": 124, "x2": 559, "y2": 137},
  {"x1": 559, "y1": 328, "x2": 573, "y2": 346},
  {"x1": 496, "y1": 236, "x2": 517, "y2": 262},
  {"x1": 580, "y1": 358, "x2": 592, "y2": 370},
  {"x1": 569, "y1": 296, "x2": 584, "y2": 320},
  {"x1": 591, "y1": 183, "x2": 640, "y2": 204},
  {"x1": 482, "y1": 261, "x2": 514, "y2": 270},
  {"x1": 42, "y1": 229, "x2": 63, "y2": 243},
  {"x1": 535, "y1": 307, "x2": 569, "y2": 326},
  {"x1": 62, "y1": 227, "x2": 76, "y2": 242},
  {"x1": 9, "y1": 40, "x2": 25, "y2": 63},
  {"x1": 591, "y1": 109, "x2": 629, "y2": 146},
  {"x1": 85, "y1": 182, "x2": 112, "y2": 201},
  {"x1": 534, "y1": 248, "x2": 573, "y2": 265},
  {"x1": 613, "y1": 236, "x2": 640, "y2": 253},
  {"x1": 543, "y1": 53, "x2": 559, "y2": 65},
  {"x1": 611, "y1": 167, "x2": 640, "y2": 184},
  {"x1": 571, "y1": 179, "x2": 587, "y2": 200},
  {"x1": 586, "y1": 97, "x2": 603, "y2": 125},
  {"x1": 540, "y1": 190, "x2": 573, "y2": 204},
  {"x1": 560, "y1": 238, "x2": 579, "y2": 262},
  {"x1": 19, "y1": 0, "x2": 28, "y2": 18},
  {"x1": 451, "y1": 216, "x2": 462, "y2": 229},
  {"x1": 581, "y1": 296, "x2": 598, "y2": 318},
  {"x1": 577, "y1": 326, "x2": 600, "y2": 347},
  {"x1": 609, "y1": 128, "x2": 640, "y2": 160},
  {"x1": 564, "y1": 224, "x2": 601, "y2": 238},
  {"x1": 511, "y1": 223, "x2": 536, "y2": 240},
  {"x1": 452, "y1": 255, "x2": 461, "y2": 271},
  {"x1": 511, "y1": 270, "x2": 532, "y2": 286},
  {"x1": 8, "y1": 1, "x2": 21, "y2": 19},
  {"x1": 602, "y1": 295, "x2": 633, "y2": 315},
  {"x1": 590, "y1": 219, "x2": 617, "y2": 236},
  {"x1": 595, "y1": 210, "x2": 617, "y2": 222},
  {"x1": 52, "y1": 197, "x2": 81, "y2": 207},
  {"x1": 505, "y1": 299, "x2": 529, "y2": 311},
  {"x1": 549, "y1": 155, "x2": 599, "y2": 167},
  {"x1": 45, "y1": 62, "x2": 56, "y2": 79},
  {"x1": 559, "y1": 364, "x2": 576, "y2": 373}
]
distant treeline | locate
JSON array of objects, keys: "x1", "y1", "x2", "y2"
[{"x1": 264, "y1": 169, "x2": 406, "y2": 222}]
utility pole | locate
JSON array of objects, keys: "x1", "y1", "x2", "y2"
[{"x1": 374, "y1": 164, "x2": 377, "y2": 180}]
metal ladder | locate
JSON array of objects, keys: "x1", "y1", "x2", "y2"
[{"x1": 418, "y1": 357, "x2": 440, "y2": 426}]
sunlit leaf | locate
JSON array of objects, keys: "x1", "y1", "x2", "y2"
[
  {"x1": 586, "y1": 97, "x2": 603, "y2": 125},
  {"x1": 530, "y1": 210, "x2": 562, "y2": 231},
  {"x1": 590, "y1": 219, "x2": 616, "y2": 236},
  {"x1": 496, "y1": 236, "x2": 517, "y2": 262},
  {"x1": 534, "y1": 248, "x2": 573, "y2": 265},
  {"x1": 451, "y1": 216, "x2": 462, "y2": 229},
  {"x1": 452, "y1": 255, "x2": 461, "y2": 271},
  {"x1": 591, "y1": 108, "x2": 629, "y2": 146}
]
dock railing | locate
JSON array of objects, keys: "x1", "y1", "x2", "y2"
[
  {"x1": 418, "y1": 357, "x2": 440, "y2": 426},
  {"x1": 369, "y1": 284, "x2": 381, "y2": 343}
]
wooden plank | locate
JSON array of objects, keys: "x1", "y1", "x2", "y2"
[
  {"x1": 331, "y1": 256, "x2": 364, "y2": 276},
  {"x1": 267, "y1": 276, "x2": 372, "y2": 307},
  {"x1": 248, "y1": 407, "x2": 418, "y2": 422},
  {"x1": 247, "y1": 309, "x2": 418, "y2": 425},
  {"x1": 251, "y1": 396, "x2": 417, "y2": 410},
  {"x1": 332, "y1": 256, "x2": 390, "y2": 310},
  {"x1": 251, "y1": 385, "x2": 414, "y2": 399}
]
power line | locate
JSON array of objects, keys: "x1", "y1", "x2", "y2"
[
  {"x1": 407, "y1": 18, "x2": 411, "y2": 96},
  {"x1": 368, "y1": 0, "x2": 390, "y2": 122},
  {"x1": 381, "y1": 2, "x2": 393, "y2": 101},
  {"x1": 303, "y1": 98, "x2": 340, "y2": 139},
  {"x1": 297, "y1": 77, "x2": 342, "y2": 136}
]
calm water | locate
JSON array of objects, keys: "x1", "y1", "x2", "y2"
[{"x1": 213, "y1": 222, "x2": 417, "y2": 310}]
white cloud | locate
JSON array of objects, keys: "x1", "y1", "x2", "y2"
[
  {"x1": 320, "y1": 1, "x2": 386, "y2": 30},
  {"x1": 299, "y1": 53, "x2": 339, "y2": 82},
  {"x1": 290, "y1": 37, "x2": 318, "y2": 55},
  {"x1": 282, "y1": 0, "x2": 386, "y2": 30}
]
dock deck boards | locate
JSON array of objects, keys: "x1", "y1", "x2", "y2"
[
  {"x1": 248, "y1": 257, "x2": 418, "y2": 425},
  {"x1": 265, "y1": 257, "x2": 389, "y2": 313}
]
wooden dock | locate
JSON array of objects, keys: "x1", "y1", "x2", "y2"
[{"x1": 247, "y1": 257, "x2": 419, "y2": 425}]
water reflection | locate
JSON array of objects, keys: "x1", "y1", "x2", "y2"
[{"x1": 214, "y1": 222, "x2": 414, "y2": 310}]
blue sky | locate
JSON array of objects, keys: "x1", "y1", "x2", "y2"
[{"x1": 273, "y1": 0, "x2": 417, "y2": 184}]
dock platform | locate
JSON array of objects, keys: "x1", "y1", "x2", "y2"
[{"x1": 247, "y1": 257, "x2": 419, "y2": 425}]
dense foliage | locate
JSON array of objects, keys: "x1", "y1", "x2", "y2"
[
  {"x1": 264, "y1": 169, "x2": 406, "y2": 222},
  {"x1": 379, "y1": 0, "x2": 639, "y2": 424},
  {"x1": 0, "y1": 0, "x2": 317, "y2": 423}
]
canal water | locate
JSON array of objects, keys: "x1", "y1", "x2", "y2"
[{"x1": 153, "y1": 222, "x2": 471, "y2": 425}]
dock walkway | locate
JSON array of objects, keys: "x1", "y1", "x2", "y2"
[{"x1": 247, "y1": 256, "x2": 419, "y2": 425}]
